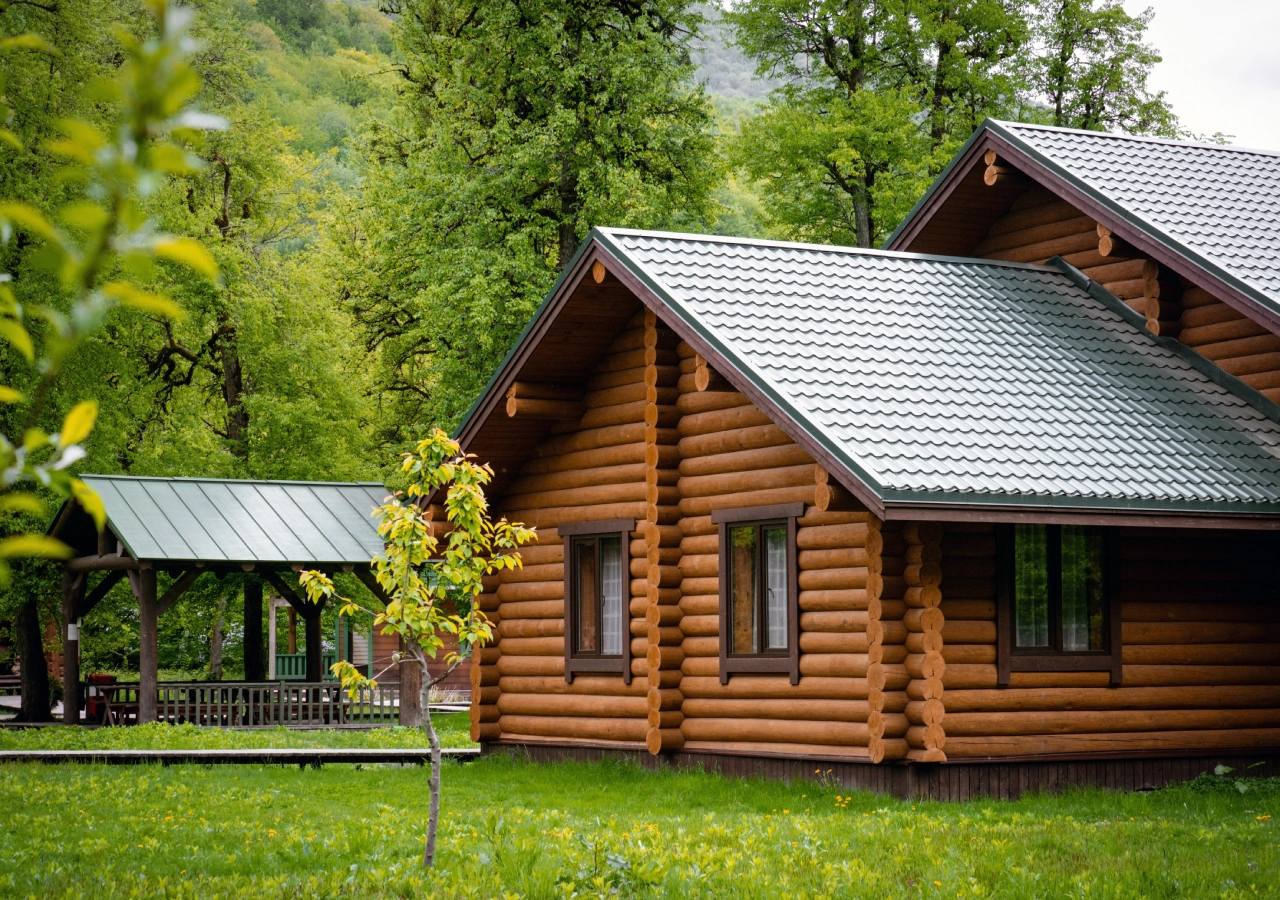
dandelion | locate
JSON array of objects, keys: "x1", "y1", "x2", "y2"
[
  {"x1": 1257, "y1": 815, "x2": 1271, "y2": 821},
  {"x1": 934, "y1": 881, "x2": 942, "y2": 886}
]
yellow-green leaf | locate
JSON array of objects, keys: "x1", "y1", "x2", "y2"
[
  {"x1": 0, "y1": 534, "x2": 74, "y2": 560},
  {"x1": 0, "y1": 385, "x2": 21, "y2": 403},
  {"x1": 153, "y1": 237, "x2": 217, "y2": 282},
  {"x1": 59, "y1": 200, "x2": 109, "y2": 231},
  {"x1": 150, "y1": 142, "x2": 196, "y2": 175},
  {"x1": 0, "y1": 202, "x2": 56, "y2": 241},
  {"x1": 59, "y1": 400, "x2": 97, "y2": 447},
  {"x1": 0, "y1": 493, "x2": 45, "y2": 516},
  {"x1": 102, "y1": 281, "x2": 185, "y2": 320},
  {"x1": 0, "y1": 33, "x2": 55, "y2": 53},
  {"x1": 0, "y1": 319, "x2": 32, "y2": 361},
  {"x1": 72, "y1": 479, "x2": 106, "y2": 531},
  {"x1": 0, "y1": 130, "x2": 22, "y2": 151}
]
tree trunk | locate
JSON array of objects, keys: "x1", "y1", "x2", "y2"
[
  {"x1": 556, "y1": 160, "x2": 580, "y2": 271},
  {"x1": 422, "y1": 659, "x2": 441, "y2": 868},
  {"x1": 217, "y1": 316, "x2": 249, "y2": 462},
  {"x1": 400, "y1": 637, "x2": 423, "y2": 726},
  {"x1": 15, "y1": 599, "x2": 52, "y2": 723}
]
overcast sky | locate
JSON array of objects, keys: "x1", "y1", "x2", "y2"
[{"x1": 1139, "y1": 0, "x2": 1280, "y2": 149}]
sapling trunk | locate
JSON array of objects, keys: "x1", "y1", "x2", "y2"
[{"x1": 422, "y1": 662, "x2": 441, "y2": 868}]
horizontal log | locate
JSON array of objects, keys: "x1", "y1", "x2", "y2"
[
  {"x1": 496, "y1": 656, "x2": 563, "y2": 676},
  {"x1": 596, "y1": 347, "x2": 679, "y2": 373},
  {"x1": 1124, "y1": 644, "x2": 1280, "y2": 665},
  {"x1": 471, "y1": 722, "x2": 500, "y2": 742},
  {"x1": 798, "y1": 547, "x2": 868, "y2": 571},
  {"x1": 506, "y1": 463, "x2": 650, "y2": 498},
  {"x1": 941, "y1": 728, "x2": 1280, "y2": 758},
  {"x1": 799, "y1": 632, "x2": 869, "y2": 654},
  {"x1": 677, "y1": 404, "x2": 772, "y2": 438},
  {"x1": 1124, "y1": 665, "x2": 1280, "y2": 686},
  {"x1": 796, "y1": 522, "x2": 867, "y2": 551},
  {"x1": 974, "y1": 215, "x2": 1096, "y2": 256},
  {"x1": 678, "y1": 485, "x2": 815, "y2": 518},
  {"x1": 677, "y1": 424, "x2": 794, "y2": 460},
  {"x1": 1180, "y1": 316, "x2": 1270, "y2": 348},
  {"x1": 497, "y1": 582, "x2": 562, "y2": 603},
  {"x1": 500, "y1": 563, "x2": 563, "y2": 585},
  {"x1": 1123, "y1": 621, "x2": 1280, "y2": 644},
  {"x1": 501, "y1": 502, "x2": 649, "y2": 530},
  {"x1": 680, "y1": 717, "x2": 872, "y2": 746},
  {"x1": 1194, "y1": 333, "x2": 1280, "y2": 362},
  {"x1": 1178, "y1": 301, "x2": 1239, "y2": 330},
  {"x1": 675, "y1": 389, "x2": 747, "y2": 416},
  {"x1": 682, "y1": 698, "x2": 871, "y2": 722},
  {"x1": 983, "y1": 230, "x2": 1098, "y2": 264},
  {"x1": 498, "y1": 619, "x2": 564, "y2": 639},
  {"x1": 678, "y1": 443, "x2": 813, "y2": 478},
  {"x1": 797, "y1": 567, "x2": 868, "y2": 591},
  {"x1": 680, "y1": 534, "x2": 718, "y2": 556},
  {"x1": 535, "y1": 422, "x2": 650, "y2": 458},
  {"x1": 1215, "y1": 351, "x2": 1280, "y2": 377},
  {"x1": 680, "y1": 739, "x2": 880, "y2": 760},
  {"x1": 507, "y1": 397, "x2": 585, "y2": 420},
  {"x1": 680, "y1": 614, "x2": 719, "y2": 637},
  {"x1": 799, "y1": 609, "x2": 868, "y2": 633},
  {"x1": 498, "y1": 636, "x2": 563, "y2": 656},
  {"x1": 498, "y1": 675, "x2": 645, "y2": 696},
  {"x1": 681, "y1": 675, "x2": 871, "y2": 701},
  {"x1": 522, "y1": 442, "x2": 657, "y2": 477},
  {"x1": 681, "y1": 656, "x2": 718, "y2": 677},
  {"x1": 987, "y1": 199, "x2": 1085, "y2": 236},
  {"x1": 585, "y1": 382, "x2": 677, "y2": 410},
  {"x1": 678, "y1": 595, "x2": 718, "y2": 616},
  {"x1": 681, "y1": 636, "x2": 718, "y2": 657},
  {"x1": 499, "y1": 715, "x2": 647, "y2": 742},
  {"x1": 799, "y1": 589, "x2": 870, "y2": 611},
  {"x1": 937, "y1": 599, "x2": 995, "y2": 620},
  {"x1": 939, "y1": 684, "x2": 1280, "y2": 713},
  {"x1": 1080, "y1": 257, "x2": 1150, "y2": 284},
  {"x1": 1178, "y1": 286, "x2": 1218, "y2": 309},
  {"x1": 498, "y1": 694, "x2": 647, "y2": 717},
  {"x1": 678, "y1": 464, "x2": 816, "y2": 500},
  {"x1": 587, "y1": 364, "x2": 679, "y2": 393}
]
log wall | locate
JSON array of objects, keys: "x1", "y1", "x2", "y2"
[
  {"x1": 932, "y1": 524, "x2": 1280, "y2": 758},
  {"x1": 471, "y1": 294, "x2": 1280, "y2": 765},
  {"x1": 977, "y1": 181, "x2": 1280, "y2": 403}
]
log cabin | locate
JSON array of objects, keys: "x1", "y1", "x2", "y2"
[{"x1": 454, "y1": 122, "x2": 1280, "y2": 799}]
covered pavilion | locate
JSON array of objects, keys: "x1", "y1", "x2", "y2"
[{"x1": 48, "y1": 475, "x2": 395, "y2": 724}]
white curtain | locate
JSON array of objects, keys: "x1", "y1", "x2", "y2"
[{"x1": 601, "y1": 538, "x2": 624, "y2": 656}]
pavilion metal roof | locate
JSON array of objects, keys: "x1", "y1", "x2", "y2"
[
  {"x1": 78, "y1": 475, "x2": 388, "y2": 564},
  {"x1": 459, "y1": 228, "x2": 1280, "y2": 520}
]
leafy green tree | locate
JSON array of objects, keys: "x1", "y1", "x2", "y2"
[
  {"x1": 1023, "y1": 0, "x2": 1177, "y2": 135},
  {"x1": 302, "y1": 429, "x2": 535, "y2": 868},
  {"x1": 0, "y1": 0, "x2": 223, "y2": 717},
  {"x1": 350, "y1": 0, "x2": 720, "y2": 434},
  {"x1": 730, "y1": 87, "x2": 929, "y2": 246}
]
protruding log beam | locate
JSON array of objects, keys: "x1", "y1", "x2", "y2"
[
  {"x1": 157, "y1": 568, "x2": 204, "y2": 617},
  {"x1": 983, "y1": 149, "x2": 997, "y2": 166},
  {"x1": 983, "y1": 164, "x2": 1028, "y2": 188},
  {"x1": 77, "y1": 570, "x2": 125, "y2": 619},
  {"x1": 67, "y1": 553, "x2": 140, "y2": 572},
  {"x1": 592, "y1": 259, "x2": 607, "y2": 283},
  {"x1": 1096, "y1": 225, "x2": 1139, "y2": 259},
  {"x1": 505, "y1": 382, "x2": 585, "y2": 419},
  {"x1": 693, "y1": 353, "x2": 732, "y2": 392}
]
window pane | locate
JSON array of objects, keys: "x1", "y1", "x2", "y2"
[
  {"x1": 763, "y1": 525, "x2": 788, "y2": 651},
  {"x1": 600, "y1": 536, "x2": 624, "y2": 657},
  {"x1": 1061, "y1": 526, "x2": 1105, "y2": 651},
  {"x1": 729, "y1": 525, "x2": 757, "y2": 654},
  {"x1": 575, "y1": 539, "x2": 599, "y2": 654},
  {"x1": 1014, "y1": 524, "x2": 1049, "y2": 648}
]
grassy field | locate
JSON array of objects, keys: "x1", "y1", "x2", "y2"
[
  {"x1": 0, "y1": 750, "x2": 1276, "y2": 899},
  {"x1": 0, "y1": 713, "x2": 475, "y2": 750}
]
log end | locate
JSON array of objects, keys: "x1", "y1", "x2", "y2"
[{"x1": 592, "y1": 260, "x2": 606, "y2": 284}]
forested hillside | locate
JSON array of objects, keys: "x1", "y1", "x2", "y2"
[{"x1": 0, "y1": 0, "x2": 1181, "y2": 692}]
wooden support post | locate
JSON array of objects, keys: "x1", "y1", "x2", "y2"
[
  {"x1": 136, "y1": 567, "x2": 158, "y2": 724},
  {"x1": 288, "y1": 607, "x2": 297, "y2": 654},
  {"x1": 61, "y1": 570, "x2": 85, "y2": 725},
  {"x1": 304, "y1": 608, "x2": 323, "y2": 682},
  {"x1": 244, "y1": 576, "x2": 264, "y2": 681}
]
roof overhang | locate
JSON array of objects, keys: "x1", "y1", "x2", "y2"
[
  {"x1": 885, "y1": 119, "x2": 1280, "y2": 336},
  {"x1": 453, "y1": 229, "x2": 1280, "y2": 531}
]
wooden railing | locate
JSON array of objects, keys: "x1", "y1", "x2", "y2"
[
  {"x1": 103, "y1": 681, "x2": 401, "y2": 727},
  {"x1": 274, "y1": 652, "x2": 338, "y2": 680}
]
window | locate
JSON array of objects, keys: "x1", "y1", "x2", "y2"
[
  {"x1": 713, "y1": 502, "x2": 803, "y2": 684},
  {"x1": 560, "y1": 518, "x2": 634, "y2": 684},
  {"x1": 997, "y1": 524, "x2": 1121, "y2": 685}
]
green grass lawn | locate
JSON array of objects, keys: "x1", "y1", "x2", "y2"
[
  {"x1": 0, "y1": 750, "x2": 1276, "y2": 899},
  {"x1": 0, "y1": 713, "x2": 475, "y2": 750}
]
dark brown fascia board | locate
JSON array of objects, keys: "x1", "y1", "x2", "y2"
[
  {"x1": 889, "y1": 122, "x2": 1280, "y2": 336},
  {"x1": 881, "y1": 503, "x2": 1280, "y2": 531},
  {"x1": 589, "y1": 240, "x2": 889, "y2": 520}
]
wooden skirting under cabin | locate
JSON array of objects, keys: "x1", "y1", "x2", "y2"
[{"x1": 481, "y1": 740, "x2": 1280, "y2": 801}]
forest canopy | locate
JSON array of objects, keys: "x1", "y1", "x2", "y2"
[{"x1": 0, "y1": 0, "x2": 1183, "y2": 700}]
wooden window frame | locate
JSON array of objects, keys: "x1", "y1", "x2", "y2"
[
  {"x1": 713, "y1": 502, "x2": 803, "y2": 685},
  {"x1": 560, "y1": 518, "x2": 635, "y2": 685},
  {"x1": 996, "y1": 524, "x2": 1122, "y2": 686}
]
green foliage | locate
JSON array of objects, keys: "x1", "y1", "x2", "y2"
[
  {"x1": 0, "y1": 716, "x2": 474, "y2": 748},
  {"x1": 349, "y1": 0, "x2": 721, "y2": 433},
  {"x1": 1021, "y1": 0, "x2": 1177, "y2": 135},
  {"x1": 0, "y1": 756, "x2": 1275, "y2": 897},
  {"x1": 0, "y1": 0, "x2": 223, "y2": 587}
]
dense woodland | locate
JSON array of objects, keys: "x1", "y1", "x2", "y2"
[{"x1": 0, "y1": 0, "x2": 1185, "y2": 694}]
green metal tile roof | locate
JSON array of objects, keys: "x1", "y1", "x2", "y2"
[
  {"x1": 79, "y1": 475, "x2": 388, "y2": 564},
  {"x1": 591, "y1": 228, "x2": 1280, "y2": 515}
]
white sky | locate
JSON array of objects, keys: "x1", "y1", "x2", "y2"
[{"x1": 1138, "y1": 0, "x2": 1280, "y2": 149}]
